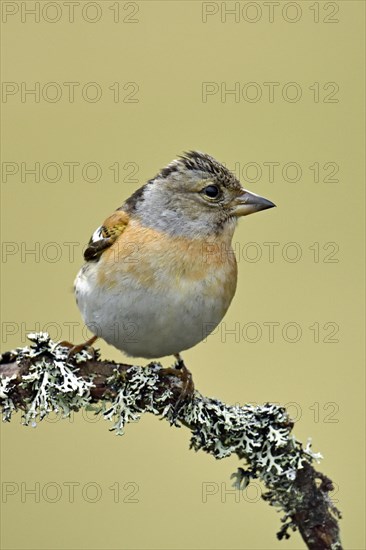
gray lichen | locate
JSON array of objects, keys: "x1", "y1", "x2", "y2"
[
  {"x1": 103, "y1": 364, "x2": 174, "y2": 434},
  {"x1": 0, "y1": 373, "x2": 17, "y2": 421},
  {"x1": 2, "y1": 333, "x2": 93, "y2": 426}
]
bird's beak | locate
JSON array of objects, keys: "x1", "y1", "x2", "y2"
[{"x1": 232, "y1": 190, "x2": 276, "y2": 217}]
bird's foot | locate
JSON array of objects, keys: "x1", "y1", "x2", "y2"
[
  {"x1": 58, "y1": 335, "x2": 99, "y2": 360},
  {"x1": 174, "y1": 354, "x2": 195, "y2": 401},
  {"x1": 159, "y1": 354, "x2": 195, "y2": 414}
]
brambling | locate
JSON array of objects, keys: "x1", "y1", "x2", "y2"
[{"x1": 74, "y1": 152, "x2": 275, "y2": 372}]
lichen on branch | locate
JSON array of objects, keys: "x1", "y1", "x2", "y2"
[{"x1": 0, "y1": 333, "x2": 342, "y2": 550}]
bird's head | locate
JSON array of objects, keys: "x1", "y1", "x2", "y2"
[{"x1": 124, "y1": 151, "x2": 275, "y2": 238}]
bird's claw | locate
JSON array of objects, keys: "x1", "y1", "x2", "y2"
[
  {"x1": 57, "y1": 335, "x2": 99, "y2": 360},
  {"x1": 159, "y1": 355, "x2": 195, "y2": 416}
]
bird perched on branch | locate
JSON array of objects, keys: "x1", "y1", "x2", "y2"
[{"x1": 73, "y1": 152, "x2": 275, "y2": 391}]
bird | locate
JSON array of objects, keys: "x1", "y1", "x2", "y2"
[{"x1": 73, "y1": 151, "x2": 275, "y2": 394}]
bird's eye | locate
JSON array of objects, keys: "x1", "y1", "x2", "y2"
[{"x1": 202, "y1": 185, "x2": 220, "y2": 199}]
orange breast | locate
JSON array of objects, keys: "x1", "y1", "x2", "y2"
[{"x1": 98, "y1": 218, "x2": 237, "y2": 303}]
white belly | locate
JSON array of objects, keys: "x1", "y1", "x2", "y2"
[{"x1": 74, "y1": 262, "x2": 234, "y2": 359}]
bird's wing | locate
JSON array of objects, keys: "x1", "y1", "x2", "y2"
[{"x1": 83, "y1": 210, "x2": 129, "y2": 262}]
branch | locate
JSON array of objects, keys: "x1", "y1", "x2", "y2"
[{"x1": 0, "y1": 333, "x2": 342, "y2": 550}]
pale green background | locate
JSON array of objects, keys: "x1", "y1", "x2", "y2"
[{"x1": 1, "y1": 1, "x2": 365, "y2": 549}]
